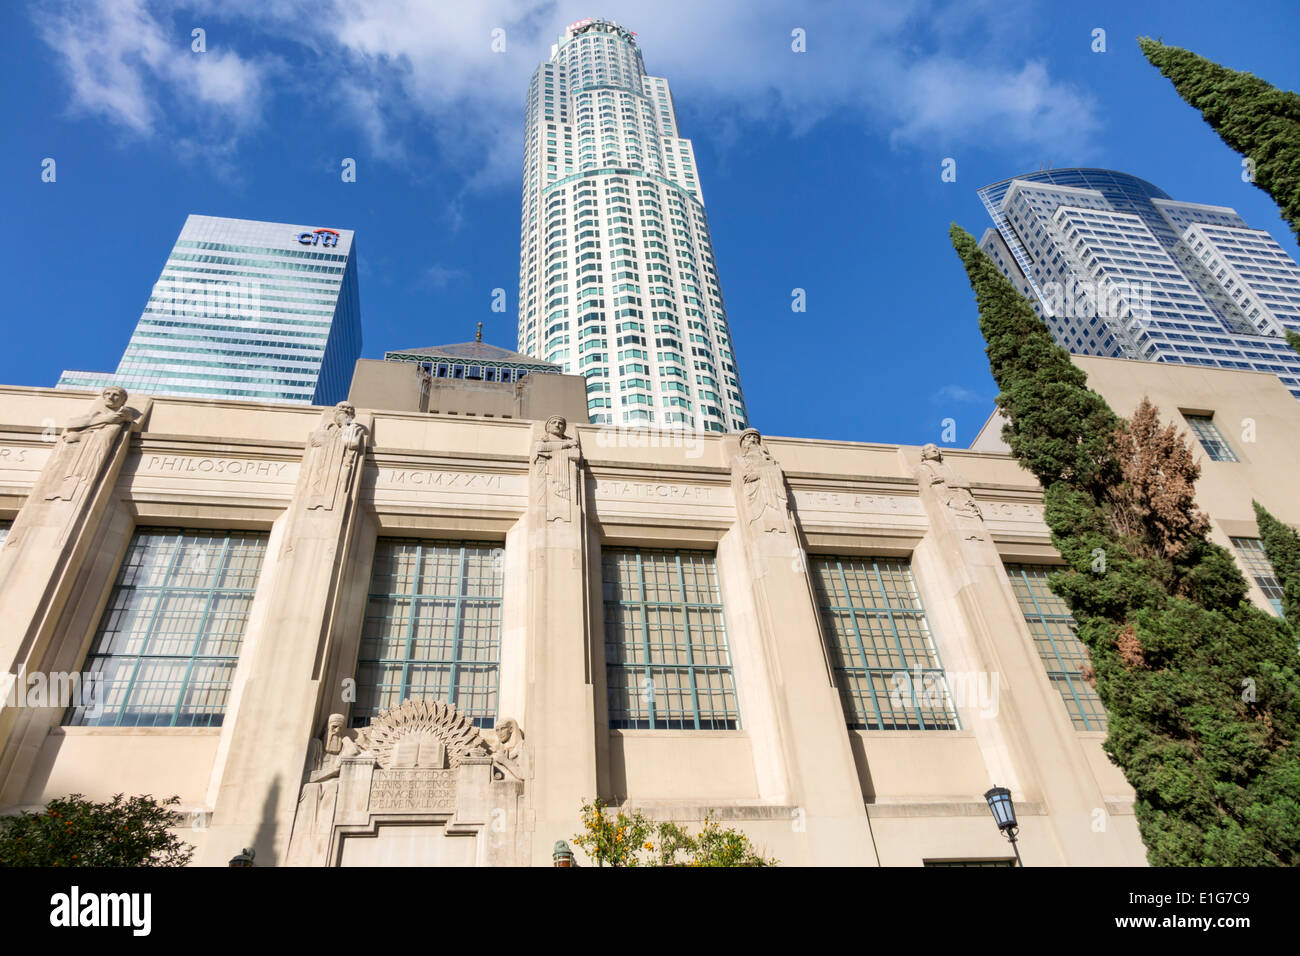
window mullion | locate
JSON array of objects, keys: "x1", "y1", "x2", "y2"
[
  {"x1": 171, "y1": 533, "x2": 231, "y2": 727},
  {"x1": 675, "y1": 553, "x2": 701, "y2": 730},
  {"x1": 117, "y1": 531, "x2": 190, "y2": 727},
  {"x1": 402, "y1": 542, "x2": 421, "y2": 706}
]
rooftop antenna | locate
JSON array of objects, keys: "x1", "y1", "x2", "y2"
[{"x1": 476, "y1": 321, "x2": 483, "y2": 343}]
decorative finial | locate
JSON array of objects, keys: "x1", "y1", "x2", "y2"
[{"x1": 476, "y1": 321, "x2": 483, "y2": 343}]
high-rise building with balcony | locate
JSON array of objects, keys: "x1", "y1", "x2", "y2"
[
  {"x1": 516, "y1": 17, "x2": 749, "y2": 431},
  {"x1": 57, "y1": 214, "x2": 362, "y2": 405},
  {"x1": 978, "y1": 168, "x2": 1300, "y2": 399}
]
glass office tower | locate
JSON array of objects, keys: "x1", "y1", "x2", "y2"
[
  {"x1": 978, "y1": 169, "x2": 1300, "y2": 399},
  {"x1": 58, "y1": 215, "x2": 362, "y2": 405},
  {"x1": 516, "y1": 18, "x2": 749, "y2": 431}
]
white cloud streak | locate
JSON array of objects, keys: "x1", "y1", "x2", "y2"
[{"x1": 34, "y1": 0, "x2": 1101, "y2": 181}]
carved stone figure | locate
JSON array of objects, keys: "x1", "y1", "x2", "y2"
[
  {"x1": 45, "y1": 386, "x2": 136, "y2": 502},
  {"x1": 917, "y1": 444, "x2": 985, "y2": 539},
  {"x1": 531, "y1": 415, "x2": 582, "y2": 522},
  {"x1": 289, "y1": 700, "x2": 529, "y2": 866},
  {"x1": 482, "y1": 717, "x2": 528, "y2": 782},
  {"x1": 303, "y1": 401, "x2": 367, "y2": 511},
  {"x1": 306, "y1": 713, "x2": 371, "y2": 783},
  {"x1": 364, "y1": 698, "x2": 490, "y2": 769},
  {"x1": 732, "y1": 428, "x2": 791, "y2": 534}
]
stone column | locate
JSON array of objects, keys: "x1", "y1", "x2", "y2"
[
  {"x1": 521, "y1": 415, "x2": 598, "y2": 865},
  {"x1": 0, "y1": 387, "x2": 148, "y2": 798},
  {"x1": 723, "y1": 429, "x2": 878, "y2": 866},
  {"x1": 200, "y1": 402, "x2": 371, "y2": 866},
  {"x1": 907, "y1": 444, "x2": 1112, "y2": 865}
]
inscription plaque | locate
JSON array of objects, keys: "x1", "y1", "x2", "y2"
[{"x1": 369, "y1": 768, "x2": 458, "y2": 811}]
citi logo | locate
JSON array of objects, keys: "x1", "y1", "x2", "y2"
[
  {"x1": 49, "y1": 886, "x2": 151, "y2": 936},
  {"x1": 297, "y1": 227, "x2": 340, "y2": 247}
]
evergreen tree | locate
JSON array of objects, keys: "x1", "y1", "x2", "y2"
[
  {"x1": 1287, "y1": 329, "x2": 1300, "y2": 357},
  {"x1": 950, "y1": 223, "x2": 1300, "y2": 865},
  {"x1": 1253, "y1": 501, "x2": 1300, "y2": 623},
  {"x1": 1138, "y1": 38, "x2": 1300, "y2": 242}
]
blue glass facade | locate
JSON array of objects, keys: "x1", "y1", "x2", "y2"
[
  {"x1": 978, "y1": 168, "x2": 1300, "y2": 399},
  {"x1": 57, "y1": 215, "x2": 363, "y2": 406}
]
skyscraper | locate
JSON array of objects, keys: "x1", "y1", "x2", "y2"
[
  {"x1": 57, "y1": 214, "x2": 362, "y2": 405},
  {"x1": 516, "y1": 18, "x2": 749, "y2": 431},
  {"x1": 978, "y1": 168, "x2": 1300, "y2": 399}
]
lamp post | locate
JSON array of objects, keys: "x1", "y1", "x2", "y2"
[
  {"x1": 553, "y1": 840, "x2": 575, "y2": 867},
  {"x1": 983, "y1": 786, "x2": 1023, "y2": 867}
]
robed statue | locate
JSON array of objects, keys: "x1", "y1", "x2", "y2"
[
  {"x1": 46, "y1": 386, "x2": 137, "y2": 502},
  {"x1": 305, "y1": 713, "x2": 371, "y2": 783},
  {"x1": 732, "y1": 428, "x2": 791, "y2": 534},
  {"x1": 531, "y1": 415, "x2": 582, "y2": 522},
  {"x1": 304, "y1": 401, "x2": 367, "y2": 511},
  {"x1": 917, "y1": 443, "x2": 983, "y2": 521},
  {"x1": 482, "y1": 717, "x2": 528, "y2": 782}
]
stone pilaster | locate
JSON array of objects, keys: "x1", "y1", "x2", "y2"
[
  {"x1": 0, "y1": 388, "x2": 149, "y2": 802},
  {"x1": 521, "y1": 415, "x2": 597, "y2": 864},
  {"x1": 200, "y1": 402, "x2": 371, "y2": 866},
  {"x1": 723, "y1": 429, "x2": 878, "y2": 865},
  {"x1": 907, "y1": 444, "x2": 1113, "y2": 865}
]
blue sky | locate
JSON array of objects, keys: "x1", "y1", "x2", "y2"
[{"x1": 4, "y1": 0, "x2": 1299, "y2": 446}]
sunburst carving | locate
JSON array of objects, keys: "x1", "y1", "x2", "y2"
[{"x1": 363, "y1": 698, "x2": 487, "y2": 769}]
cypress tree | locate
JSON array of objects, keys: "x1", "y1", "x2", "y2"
[
  {"x1": 1138, "y1": 38, "x2": 1300, "y2": 242},
  {"x1": 950, "y1": 223, "x2": 1300, "y2": 865},
  {"x1": 1253, "y1": 501, "x2": 1300, "y2": 624}
]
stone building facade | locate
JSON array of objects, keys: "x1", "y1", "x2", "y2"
[{"x1": 0, "y1": 356, "x2": 1294, "y2": 866}]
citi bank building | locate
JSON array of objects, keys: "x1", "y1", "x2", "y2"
[{"x1": 57, "y1": 215, "x2": 362, "y2": 405}]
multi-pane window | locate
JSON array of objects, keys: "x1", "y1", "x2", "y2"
[
  {"x1": 1005, "y1": 564, "x2": 1107, "y2": 731},
  {"x1": 355, "y1": 539, "x2": 503, "y2": 728},
  {"x1": 603, "y1": 548, "x2": 738, "y2": 729},
  {"x1": 68, "y1": 528, "x2": 267, "y2": 727},
  {"x1": 1230, "y1": 537, "x2": 1285, "y2": 616},
  {"x1": 812, "y1": 556, "x2": 958, "y2": 730},
  {"x1": 1184, "y1": 414, "x2": 1238, "y2": 462}
]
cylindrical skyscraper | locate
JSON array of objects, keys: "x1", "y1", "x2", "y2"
[{"x1": 517, "y1": 18, "x2": 748, "y2": 432}]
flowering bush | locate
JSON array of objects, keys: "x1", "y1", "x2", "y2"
[{"x1": 572, "y1": 798, "x2": 775, "y2": 867}]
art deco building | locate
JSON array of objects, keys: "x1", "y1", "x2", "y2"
[
  {"x1": 978, "y1": 169, "x2": 1300, "y2": 399},
  {"x1": 516, "y1": 18, "x2": 749, "y2": 432},
  {"x1": 56, "y1": 215, "x2": 363, "y2": 405},
  {"x1": 0, "y1": 356, "x2": 1293, "y2": 866}
]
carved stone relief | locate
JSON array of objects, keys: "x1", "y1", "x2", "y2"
[
  {"x1": 917, "y1": 443, "x2": 986, "y2": 540},
  {"x1": 731, "y1": 428, "x2": 792, "y2": 534},
  {"x1": 530, "y1": 415, "x2": 583, "y2": 523},
  {"x1": 288, "y1": 699, "x2": 529, "y2": 866},
  {"x1": 302, "y1": 401, "x2": 368, "y2": 512},
  {"x1": 44, "y1": 386, "x2": 138, "y2": 503}
]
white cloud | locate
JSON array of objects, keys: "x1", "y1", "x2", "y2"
[
  {"x1": 423, "y1": 264, "x2": 466, "y2": 289},
  {"x1": 931, "y1": 384, "x2": 985, "y2": 405},
  {"x1": 37, "y1": 0, "x2": 270, "y2": 138},
  {"x1": 35, "y1": 0, "x2": 1101, "y2": 181}
]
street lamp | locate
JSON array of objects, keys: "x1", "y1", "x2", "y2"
[
  {"x1": 983, "y1": 786, "x2": 1023, "y2": 867},
  {"x1": 227, "y1": 847, "x2": 256, "y2": 867},
  {"x1": 552, "y1": 840, "x2": 575, "y2": 867}
]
